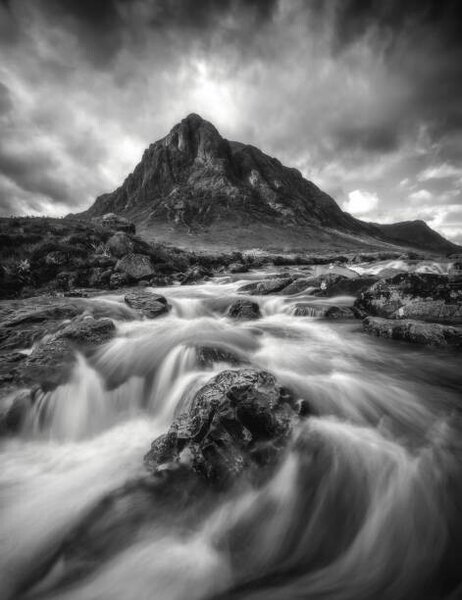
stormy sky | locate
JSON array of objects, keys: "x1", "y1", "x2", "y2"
[{"x1": 1, "y1": 0, "x2": 461, "y2": 243}]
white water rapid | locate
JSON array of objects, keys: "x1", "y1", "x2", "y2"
[{"x1": 1, "y1": 266, "x2": 461, "y2": 600}]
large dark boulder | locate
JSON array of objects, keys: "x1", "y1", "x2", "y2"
[
  {"x1": 115, "y1": 253, "x2": 155, "y2": 281},
  {"x1": 238, "y1": 277, "x2": 294, "y2": 295},
  {"x1": 124, "y1": 291, "x2": 170, "y2": 319},
  {"x1": 144, "y1": 369, "x2": 303, "y2": 487},
  {"x1": 363, "y1": 317, "x2": 462, "y2": 349},
  {"x1": 355, "y1": 273, "x2": 462, "y2": 324},
  {"x1": 227, "y1": 299, "x2": 261, "y2": 320}
]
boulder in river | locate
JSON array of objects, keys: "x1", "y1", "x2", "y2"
[
  {"x1": 355, "y1": 273, "x2": 462, "y2": 324},
  {"x1": 363, "y1": 316, "x2": 462, "y2": 348},
  {"x1": 124, "y1": 291, "x2": 170, "y2": 319},
  {"x1": 144, "y1": 368, "x2": 303, "y2": 487},
  {"x1": 227, "y1": 299, "x2": 261, "y2": 320}
]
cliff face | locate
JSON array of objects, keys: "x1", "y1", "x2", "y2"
[{"x1": 85, "y1": 113, "x2": 367, "y2": 233}]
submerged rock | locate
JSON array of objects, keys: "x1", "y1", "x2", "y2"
[
  {"x1": 124, "y1": 291, "x2": 170, "y2": 319},
  {"x1": 144, "y1": 368, "x2": 303, "y2": 487},
  {"x1": 363, "y1": 317, "x2": 462, "y2": 348},
  {"x1": 195, "y1": 345, "x2": 244, "y2": 367},
  {"x1": 227, "y1": 299, "x2": 261, "y2": 320},
  {"x1": 356, "y1": 273, "x2": 462, "y2": 324},
  {"x1": 0, "y1": 388, "x2": 33, "y2": 434}
]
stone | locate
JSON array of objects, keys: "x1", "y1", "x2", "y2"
[
  {"x1": 106, "y1": 232, "x2": 135, "y2": 258},
  {"x1": 180, "y1": 266, "x2": 212, "y2": 285},
  {"x1": 109, "y1": 272, "x2": 130, "y2": 289},
  {"x1": 228, "y1": 262, "x2": 248, "y2": 274},
  {"x1": 227, "y1": 299, "x2": 261, "y2": 320},
  {"x1": 0, "y1": 388, "x2": 32, "y2": 435},
  {"x1": 363, "y1": 317, "x2": 462, "y2": 349},
  {"x1": 144, "y1": 368, "x2": 303, "y2": 487},
  {"x1": 238, "y1": 277, "x2": 294, "y2": 295},
  {"x1": 124, "y1": 291, "x2": 170, "y2": 319},
  {"x1": 355, "y1": 273, "x2": 462, "y2": 324},
  {"x1": 115, "y1": 253, "x2": 155, "y2": 281}
]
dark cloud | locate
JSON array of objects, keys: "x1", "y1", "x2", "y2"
[{"x1": 0, "y1": 0, "x2": 460, "y2": 241}]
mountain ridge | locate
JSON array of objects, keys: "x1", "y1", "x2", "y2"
[{"x1": 79, "y1": 113, "x2": 460, "y2": 254}]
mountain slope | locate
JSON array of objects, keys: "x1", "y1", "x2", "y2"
[
  {"x1": 374, "y1": 220, "x2": 459, "y2": 254},
  {"x1": 81, "y1": 114, "x2": 458, "y2": 253}
]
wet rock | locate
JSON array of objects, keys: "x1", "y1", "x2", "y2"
[
  {"x1": 0, "y1": 388, "x2": 32, "y2": 434},
  {"x1": 109, "y1": 272, "x2": 130, "y2": 289},
  {"x1": 181, "y1": 266, "x2": 212, "y2": 285},
  {"x1": 115, "y1": 253, "x2": 155, "y2": 281},
  {"x1": 355, "y1": 273, "x2": 462, "y2": 324},
  {"x1": 278, "y1": 278, "x2": 315, "y2": 295},
  {"x1": 292, "y1": 303, "x2": 357, "y2": 319},
  {"x1": 57, "y1": 316, "x2": 116, "y2": 345},
  {"x1": 238, "y1": 277, "x2": 294, "y2": 295},
  {"x1": 324, "y1": 276, "x2": 380, "y2": 298},
  {"x1": 228, "y1": 262, "x2": 248, "y2": 274},
  {"x1": 363, "y1": 317, "x2": 462, "y2": 349},
  {"x1": 227, "y1": 299, "x2": 261, "y2": 320},
  {"x1": 144, "y1": 368, "x2": 302, "y2": 488},
  {"x1": 20, "y1": 317, "x2": 115, "y2": 389},
  {"x1": 195, "y1": 345, "x2": 244, "y2": 367},
  {"x1": 124, "y1": 291, "x2": 170, "y2": 319}
]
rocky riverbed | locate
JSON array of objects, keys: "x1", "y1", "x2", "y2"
[{"x1": 0, "y1": 255, "x2": 461, "y2": 599}]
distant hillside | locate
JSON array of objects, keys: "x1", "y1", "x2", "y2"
[{"x1": 374, "y1": 220, "x2": 460, "y2": 254}]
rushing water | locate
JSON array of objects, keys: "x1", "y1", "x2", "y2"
[{"x1": 1, "y1": 266, "x2": 461, "y2": 600}]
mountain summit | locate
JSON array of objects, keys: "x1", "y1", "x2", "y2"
[{"x1": 82, "y1": 114, "x2": 458, "y2": 252}]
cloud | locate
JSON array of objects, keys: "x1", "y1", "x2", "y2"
[
  {"x1": 343, "y1": 190, "x2": 379, "y2": 215},
  {"x1": 409, "y1": 189, "x2": 433, "y2": 202},
  {"x1": 418, "y1": 163, "x2": 462, "y2": 181},
  {"x1": 0, "y1": 0, "x2": 460, "y2": 246}
]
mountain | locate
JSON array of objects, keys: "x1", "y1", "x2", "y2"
[{"x1": 81, "y1": 114, "x2": 458, "y2": 253}]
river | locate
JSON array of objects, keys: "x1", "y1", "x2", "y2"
[{"x1": 1, "y1": 265, "x2": 461, "y2": 600}]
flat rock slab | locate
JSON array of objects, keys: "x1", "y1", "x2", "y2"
[{"x1": 363, "y1": 316, "x2": 462, "y2": 349}]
